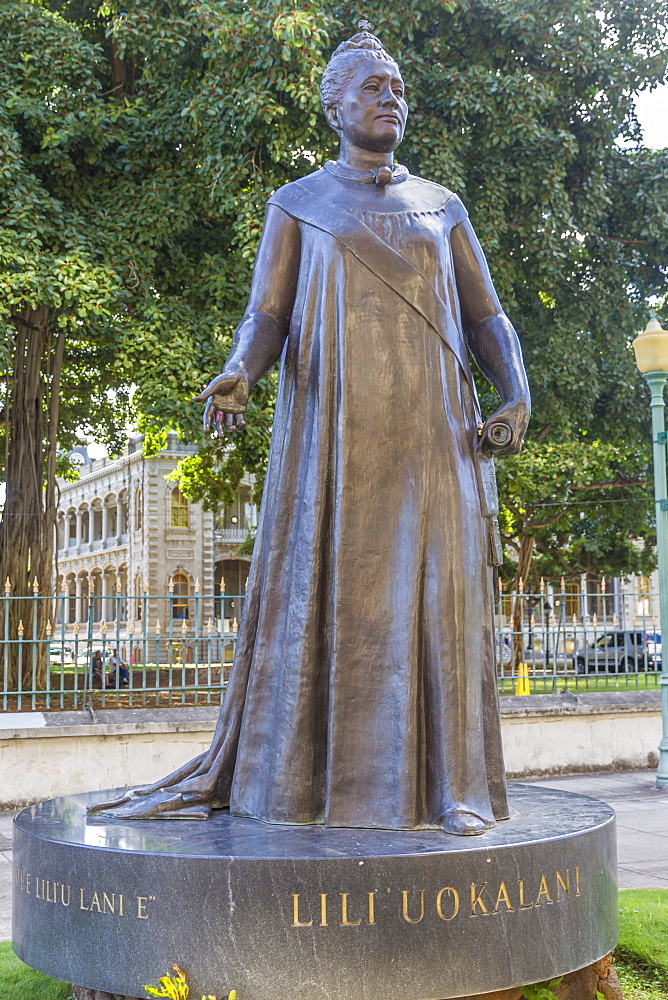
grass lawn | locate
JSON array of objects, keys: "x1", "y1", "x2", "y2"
[
  {"x1": 606, "y1": 889, "x2": 668, "y2": 999},
  {"x1": 3, "y1": 890, "x2": 668, "y2": 999},
  {"x1": 616, "y1": 964, "x2": 668, "y2": 999},
  {"x1": 498, "y1": 672, "x2": 661, "y2": 696},
  {"x1": 0, "y1": 942, "x2": 72, "y2": 1000}
]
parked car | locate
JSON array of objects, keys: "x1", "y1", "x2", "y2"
[
  {"x1": 574, "y1": 631, "x2": 661, "y2": 674},
  {"x1": 49, "y1": 643, "x2": 107, "y2": 665},
  {"x1": 49, "y1": 643, "x2": 78, "y2": 663}
]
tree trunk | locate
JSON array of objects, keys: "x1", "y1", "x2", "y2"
[
  {"x1": 0, "y1": 306, "x2": 59, "y2": 690},
  {"x1": 511, "y1": 534, "x2": 535, "y2": 671}
]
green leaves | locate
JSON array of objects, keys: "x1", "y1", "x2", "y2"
[
  {"x1": 520, "y1": 978, "x2": 563, "y2": 1000},
  {"x1": 2, "y1": 0, "x2": 667, "y2": 577}
]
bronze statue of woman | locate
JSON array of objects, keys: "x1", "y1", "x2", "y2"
[{"x1": 90, "y1": 26, "x2": 530, "y2": 836}]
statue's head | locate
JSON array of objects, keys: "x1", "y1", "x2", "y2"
[{"x1": 320, "y1": 25, "x2": 407, "y2": 154}]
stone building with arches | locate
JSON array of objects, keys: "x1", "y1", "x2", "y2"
[{"x1": 54, "y1": 433, "x2": 257, "y2": 638}]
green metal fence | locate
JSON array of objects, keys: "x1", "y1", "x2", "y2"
[
  {"x1": 496, "y1": 578, "x2": 661, "y2": 694},
  {"x1": 0, "y1": 579, "x2": 661, "y2": 711},
  {"x1": 1, "y1": 582, "x2": 242, "y2": 711}
]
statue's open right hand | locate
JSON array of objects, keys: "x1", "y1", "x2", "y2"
[{"x1": 195, "y1": 368, "x2": 249, "y2": 437}]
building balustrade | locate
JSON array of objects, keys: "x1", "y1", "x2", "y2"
[{"x1": 214, "y1": 528, "x2": 254, "y2": 544}]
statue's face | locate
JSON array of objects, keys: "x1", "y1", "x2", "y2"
[{"x1": 331, "y1": 57, "x2": 407, "y2": 153}]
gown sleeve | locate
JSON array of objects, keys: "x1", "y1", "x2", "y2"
[{"x1": 224, "y1": 204, "x2": 301, "y2": 387}]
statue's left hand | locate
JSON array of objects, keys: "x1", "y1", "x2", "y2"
[{"x1": 479, "y1": 398, "x2": 530, "y2": 456}]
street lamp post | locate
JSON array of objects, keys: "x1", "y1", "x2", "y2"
[{"x1": 632, "y1": 311, "x2": 668, "y2": 786}]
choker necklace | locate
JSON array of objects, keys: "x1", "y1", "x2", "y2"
[{"x1": 324, "y1": 160, "x2": 409, "y2": 186}]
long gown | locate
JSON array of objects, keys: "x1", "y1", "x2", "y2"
[{"x1": 95, "y1": 166, "x2": 510, "y2": 830}]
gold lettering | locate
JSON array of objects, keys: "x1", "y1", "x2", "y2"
[
  {"x1": 46, "y1": 881, "x2": 56, "y2": 903},
  {"x1": 79, "y1": 889, "x2": 89, "y2": 911},
  {"x1": 535, "y1": 876, "x2": 552, "y2": 906},
  {"x1": 291, "y1": 894, "x2": 313, "y2": 927},
  {"x1": 575, "y1": 866, "x2": 581, "y2": 896},
  {"x1": 367, "y1": 891, "x2": 377, "y2": 925},
  {"x1": 35, "y1": 878, "x2": 41, "y2": 899},
  {"x1": 319, "y1": 893, "x2": 328, "y2": 927},
  {"x1": 493, "y1": 882, "x2": 513, "y2": 913},
  {"x1": 60, "y1": 884, "x2": 71, "y2": 907},
  {"x1": 436, "y1": 886, "x2": 459, "y2": 920},
  {"x1": 470, "y1": 883, "x2": 489, "y2": 916},
  {"x1": 518, "y1": 879, "x2": 533, "y2": 909},
  {"x1": 26, "y1": 873, "x2": 31, "y2": 895},
  {"x1": 102, "y1": 893, "x2": 115, "y2": 914},
  {"x1": 401, "y1": 889, "x2": 425, "y2": 923},
  {"x1": 341, "y1": 893, "x2": 362, "y2": 926},
  {"x1": 89, "y1": 891, "x2": 102, "y2": 913},
  {"x1": 556, "y1": 870, "x2": 570, "y2": 900},
  {"x1": 136, "y1": 896, "x2": 150, "y2": 919},
  {"x1": 119, "y1": 894, "x2": 124, "y2": 916}
]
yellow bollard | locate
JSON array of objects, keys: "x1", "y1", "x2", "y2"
[{"x1": 515, "y1": 662, "x2": 531, "y2": 696}]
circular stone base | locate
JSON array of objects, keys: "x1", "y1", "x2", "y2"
[{"x1": 12, "y1": 784, "x2": 617, "y2": 1000}]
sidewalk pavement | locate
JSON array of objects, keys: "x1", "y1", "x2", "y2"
[
  {"x1": 526, "y1": 769, "x2": 668, "y2": 890},
  {"x1": 1, "y1": 770, "x2": 667, "y2": 942},
  {"x1": 0, "y1": 809, "x2": 13, "y2": 943}
]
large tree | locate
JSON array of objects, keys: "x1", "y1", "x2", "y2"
[
  {"x1": 2, "y1": 0, "x2": 668, "y2": 689},
  {"x1": 151, "y1": 0, "x2": 668, "y2": 589},
  {"x1": 0, "y1": 0, "x2": 331, "y2": 683}
]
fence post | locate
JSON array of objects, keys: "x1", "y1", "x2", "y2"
[
  {"x1": 30, "y1": 577, "x2": 39, "y2": 711},
  {"x1": 3, "y1": 578, "x2": 10, "y2": 711},
  {"x1": 85, "y1": 580, "x2": 94, "y2": 709}
]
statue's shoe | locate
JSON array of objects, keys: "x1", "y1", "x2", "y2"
[
  {"x1": 441, "y1": 809, "x2": 492, "y2": 836},
  {"x1": 87, "y1": 789, "x2": 211, "y2": 822}
]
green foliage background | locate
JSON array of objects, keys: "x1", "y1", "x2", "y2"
[{"x1": 2, "y1": 0, "x2": 668, "y2": 581}]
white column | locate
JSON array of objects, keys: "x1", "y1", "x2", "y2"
[
  {"x1": 580, "y1": 572, "x2": 588, "y2": 622},
  {"x1": 116, "y1": 499, "x2": 124, "y2": 538},
  {"x1": 102, "y1": 504, "x2": 109, "y2": 544},
  {"x1": 75, "y1": 510, "x2": 83, "y2": 549}
]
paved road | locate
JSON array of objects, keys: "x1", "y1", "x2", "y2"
[{"x1": 1, "y1": 770, "x2": 667, "y2": 941}]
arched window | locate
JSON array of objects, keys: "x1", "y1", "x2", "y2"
[
  {"x1": 107, "y1": 497, "x2": 118, "y2": 537},
  {"x1": 172, "y1": 573, "x2": 190, "y2": 620},
  {"x1": 171, "y1": 488, "x2": 189, "y2": 528},
  {"x1": 134, "y1": 486, "x2": 142, "y2": 531},
  {"x1": 135, "y1": 574, "x2": 143, "y2": 620},
  {"x1": 68, "y1": 510, "x2": 77, "y2": 547},
  {"x1": 67, "y1": 576, "x2": 77, "y2": 624}
]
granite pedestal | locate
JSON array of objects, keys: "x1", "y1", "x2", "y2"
[{"x1": 12, "y1": 784, "x2": 617, "y2": 1000}]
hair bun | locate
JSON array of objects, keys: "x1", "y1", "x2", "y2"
[{"x1": 330, "y1": 30, "x2": 386, "y2": 57}]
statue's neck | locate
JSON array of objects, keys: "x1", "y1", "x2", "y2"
[{"x1": 337, "y1": 138, "x2": 394, "y2": 172}]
